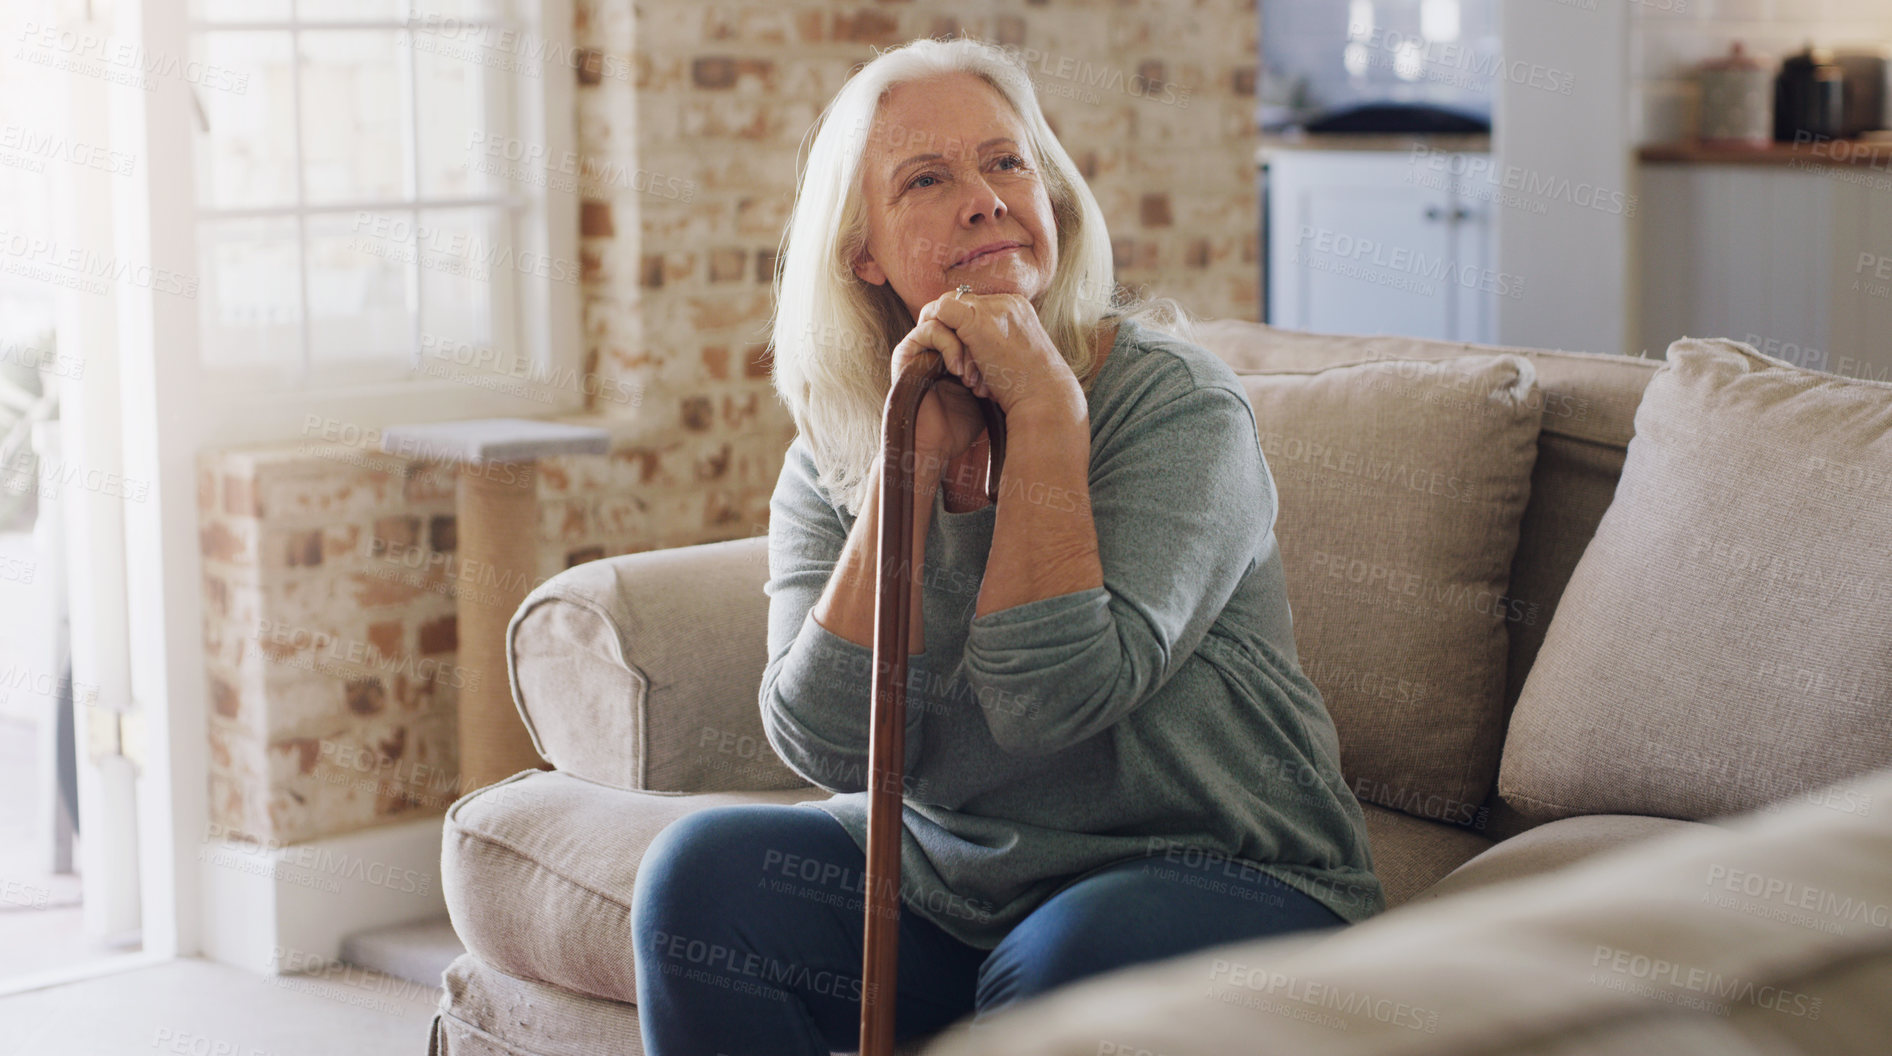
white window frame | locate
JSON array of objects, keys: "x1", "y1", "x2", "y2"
[
  {"x1": 184, "y1": 0, "x2": 581, "y2": 447},
  {"x1": 98, "y1": 0, "x2": 576, "y2": 971}
]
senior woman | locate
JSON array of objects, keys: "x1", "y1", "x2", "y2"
[{"x1": 631, "y1": 37, "x2": 1383, "y2": 1055}]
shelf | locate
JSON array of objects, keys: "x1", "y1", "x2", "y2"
[{"x1": 1639, "y1": 140, "x2": 1892, "y2": 169}]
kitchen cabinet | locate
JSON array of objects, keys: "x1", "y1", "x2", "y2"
[
  {"x1": 1639, "y1": 160, "x2": 1892, "y2": 382},
  {"x1": 1265, "y1": 149, "x2": 1497, "y2": 344}
]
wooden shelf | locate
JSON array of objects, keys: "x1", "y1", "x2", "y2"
[{"x1": 1639, "y1": 139, "x2": 1892, "y2": 169}]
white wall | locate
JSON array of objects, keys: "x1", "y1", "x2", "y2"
[{"x1": 1493, "y1": 1, "x2": 1635, "y2": 356}]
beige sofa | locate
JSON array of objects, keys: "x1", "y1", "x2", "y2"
[{"x1": 429, "y1": 321, "x2": 1892, "y2": 1054}]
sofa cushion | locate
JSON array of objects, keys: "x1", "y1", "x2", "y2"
[
  {"x1": 434, "y1": 953, "x2": 648, "y2": 1056},
  {"x1": 440, "y1": 769, "x2": 818, "y2": 1005},
  {"x1": 1501, "y1": 338, "x2": 1892, "y2": 823},
  {"x1": 1196, "y1": 321, "x2": 1664, "y2": 844},
  {"x1": 434, "y1": 951, "x2": 937, "y2": 1056},
  {"x1": 1413, "y1": 814, "x2": 1713, "y2": 906},
  {"x1": 917, "y1": 761, "x2": 1892, "y2": 1056},
  {"x1": 1234, "y1": 354, "x2": 1544, "y2": 825},
  {"x1": 438, "y1": 782, "x2": 1488, "y2": 1014},
  {"x1": 1358, "y1": 803, "x2": 1494, "y2": 909}
]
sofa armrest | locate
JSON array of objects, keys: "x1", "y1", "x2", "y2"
[{"x1": 506, "y1": 535, "x2": 809, "y2": 793}]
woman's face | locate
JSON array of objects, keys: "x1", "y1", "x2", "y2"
[{"x1": 851, "y1": 72, "x2": 1059, "y2": 319}]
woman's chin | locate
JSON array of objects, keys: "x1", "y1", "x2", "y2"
[{"x1": 950, "y1": 270, "x2": 1047, "y2": 302}]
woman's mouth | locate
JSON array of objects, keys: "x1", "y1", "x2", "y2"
[{"x1": 954, "y1": 243, "x2": 1024, "y2": 268}]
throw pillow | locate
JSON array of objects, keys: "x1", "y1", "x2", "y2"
[
  {"x1": 1237, "y1": 353, "x2": 1544, "y2": 826},
  {"x1": 1500, "y1": 337, "x2": 1892, "y2": 822}
]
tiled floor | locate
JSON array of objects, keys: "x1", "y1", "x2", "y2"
[
  {"x1": 2, "y1": 707, "x2": 444, "y2": 1056},
  {"x1": 0, "y1": 957, "x2": 441, "y2": 1056},
  {"x1": 0, "y1": 529, "x2": 443, "y2": 1053}
]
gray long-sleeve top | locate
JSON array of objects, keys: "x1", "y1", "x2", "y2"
[{"x1": 760, "y1": 316, "x2": 1385, "y2": 949}]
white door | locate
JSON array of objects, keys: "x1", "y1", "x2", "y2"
[{"x1": 1268, "y1": 151, "x2": 1456, "y2": 339}]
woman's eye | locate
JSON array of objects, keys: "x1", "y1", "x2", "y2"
[
  {"x1": 908, "y1": 172, "x2": 942, "y2": 190},
  {"x1": 996, "y1": 154, "x2": 1028, "y2": 171}
]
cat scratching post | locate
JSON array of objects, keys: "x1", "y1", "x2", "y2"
[{"x1": 380, "y1": 419, "x2": 609, "y2": 794}]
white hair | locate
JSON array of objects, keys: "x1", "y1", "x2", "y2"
[{"x1": 767, "y1": 36, "x2": 1195, "y2": 516}]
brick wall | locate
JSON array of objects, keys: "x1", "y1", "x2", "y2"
[
  {"x1": 200, "y1": 0, "x2": 1261, "y2": 845},
  {"x1": 196, "y1": 417, "x2": 780, "y2": 845}
]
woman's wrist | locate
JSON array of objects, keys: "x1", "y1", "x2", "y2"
[{"x1": 1004, "y1": 388, "x2": 1088, "y2": 433}]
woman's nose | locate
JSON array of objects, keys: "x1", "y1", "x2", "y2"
[{"x1": 959, "y1": 174, "x2": 1007, "y2": 225}]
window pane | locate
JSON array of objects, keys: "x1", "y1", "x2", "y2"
[
  {"x1": 306, "y1": 211, "x2": 416, "y2": 366},
  {"x1": 415, "y1": 35, "x2": 508, "y2": 198},
  {"x1": 299, "y1": 31, "x2": 410, "y2": 205},
  {"x1": 298, "y1": 0, "x2": 409, "y2": 20},
  {"x1": 194, "y1": 32, "x2": 298, "y2": 210},
  {"x1": 199, "y1": 218, "x2": 303, "y2": 370},
  {"x1": 417, "y1": 207, "x2": 508, "y2": 355},
  {"x1": 191, "y1": 0, "x2": 292, "y2": 19},
  {"x1": 419, "y1": 1, "x2": 512, "y2": 18}
]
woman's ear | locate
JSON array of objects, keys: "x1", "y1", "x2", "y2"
[{"x1": 852, "y1": 244, "x2": 888, "y2": 286}]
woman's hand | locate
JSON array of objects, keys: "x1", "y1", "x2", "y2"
[
  {"x1": 921, "y1": 290, "x2": 1081, "y2": 419},
  {"x1": 890, "y1": 312, "x2": 988, "y2": 475}
]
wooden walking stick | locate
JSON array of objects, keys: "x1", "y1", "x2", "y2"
[{"x1": 860, "y1": 296, "x2": 1007, "y2": 1056}]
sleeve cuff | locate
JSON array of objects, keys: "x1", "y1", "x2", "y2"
[
  {"x1": 968, "y1": 585, "x2": 1110, "y2": 633},
  {"x1": 788, "y1": 611, "x2": 928, "y2": 717}
]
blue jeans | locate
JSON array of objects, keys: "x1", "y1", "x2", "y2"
[{"x1": 631, "y1": 804, "x2": 1347, "y2": 1055}]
